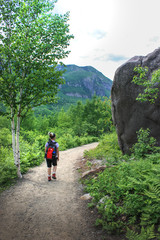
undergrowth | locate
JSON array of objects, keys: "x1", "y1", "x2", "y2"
[
  {"x1": 84, "y1": 131, "x2": 122, "y2": 165},
  {"x1": 83, "y1": 129, "x2": 160, "y2": 240},
  {"x1": 0, "y1": 130, "x2": 45, "y2": 192},
  {"x1": 0, "y1": 128, "x2": 98, "y2": 192}
]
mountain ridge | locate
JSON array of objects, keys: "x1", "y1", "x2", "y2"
[
  {"x1": 58, "y1": 64, "x2": 112, "y2": 99},
  {"x1": 34, "y1": 64, "x2": 112, "y2": 114}
]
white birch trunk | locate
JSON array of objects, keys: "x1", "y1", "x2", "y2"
[
  {"x1": 16, "y1": 87, "x2": 23, "y2": 179},
  {"x1": 11, "y1": 108, "x2": 17, "y2": 165},
  {"x1": 16, "y1": 112, "x2": 22, "y2": 178}
]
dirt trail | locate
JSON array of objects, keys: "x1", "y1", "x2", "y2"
[{"x1": 0, "y1": 143, "x2": 119, "y2": 240}]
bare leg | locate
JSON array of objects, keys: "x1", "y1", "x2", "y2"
[
  {"x1": 52, "y1": 166, "x2": 57, "y2": 179},
  {"x1": 47, "y1": 167, "x2": 52, "y2": 181},
  {"x1": 53, "y1": 166, "x2": 57, "y2": 173},
  {"x1": 48, "y1": 167, "x2": 51, "y2": 176}
]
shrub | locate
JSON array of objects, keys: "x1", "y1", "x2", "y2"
[
  {"x1": 0, "y1": 146, "x2": 17, "y2": 192},
  {"x1": 131, "y1": 128, "x2": 159, "y2": 158},
  {"x1": 20, "y1": 136, "x2": 44, "y2": 174},
  {"x1": 0, "y1": 128, "x2": 12, "y2": 147},
  {"x1": 84, "y1": 131, "x2": 122, "y2": 165},
  {"x1": 85, "y1": 158, "x2": 160, "y2": 234},
  {"x1": 83, "y1": 130, "x2": 160, "y2": 238}
]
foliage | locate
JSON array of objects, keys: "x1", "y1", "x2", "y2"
[
  {"x1": 84, "y1": 131, "x2": 121, "y2": 165},
  {"x1": 83, "y1": 131, "x2": 160, "y2": 239},
  {"x1": 0, "y1": 0, "x2": 73, "y2": 116},
  {"x1": 0, "y1": 95, "x2": 112, "y2": 190},
  {"x1": 0, "y1": 145, "x2": 17, "y2": 192},
  {"x1": 20, "y1": 134, "x2": 45, "y2": 174},
  {"x1": 132, "y1": 66, "x2": 160, "y2": 104},
  {"x1": 67, "y1": 95, "x2": 114, "y2": 137},
  {"x1": 22, "y1": 95, "x2": 113, "y2": 138},
  {"x1": 126, "y1": 225, "x2": 157, "y2": 240},
  {"x1": 131, "y1": 128, "x2": 159, "y2": 158},
  {"x1": 0, "y1": 128, "x2": 45, "y2": 192},
  {"x1": 0, "y1": 128, "x2": 12, "y2": 147},
  {"x1": 57, "y1": 134, "x2": 98, "y2": 151},
  {"x1": 0, "y1": 116, "x2": 10, "y2": 129},
  {"x1": 0, "y1": 0, "x2": 73, "y2": 177}
]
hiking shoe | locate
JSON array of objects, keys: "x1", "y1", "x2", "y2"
[
  {"x1": 48, "y1": 176, "x2": 51, "y2": 181},
  {"x1": 52, "y1": 173, "x2": 56, "y2": 179}
]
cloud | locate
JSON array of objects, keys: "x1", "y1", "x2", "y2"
[
  {"x1": 54, "y1": 0, "x2": 160, "y2": 80},
  {"x1": 94, "y1": 53, "x2": 128, "y2": 62},
  {"x1": 89, "y1": 30, "x2": 107, "y2": 40},
  {"x1": 107, "y1": 54, "x2": 128, "y2": 62}
]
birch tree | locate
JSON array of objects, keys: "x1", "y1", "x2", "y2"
[{"x1": 0, "y1": 0, "x2": 73, "y2": 178}]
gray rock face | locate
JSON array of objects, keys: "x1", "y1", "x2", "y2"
[{"x1": 111, "y1": 48, "x2": 160, "y2": 154}]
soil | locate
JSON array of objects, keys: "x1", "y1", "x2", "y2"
[{"x1": 0, "y1": 143, "x2": 122, "y2": 240}]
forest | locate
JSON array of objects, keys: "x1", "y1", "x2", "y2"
[{"x1": 0, "y1": 95, "x2": 113, "y2": 191}]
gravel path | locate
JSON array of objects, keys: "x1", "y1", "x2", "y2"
[{"x1": 0, "y1": 143, "x2": 121, "y2": 240}]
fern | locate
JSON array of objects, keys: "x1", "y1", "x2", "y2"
[
  {"x1": 126, "y1": 225, "x2": 156, "y2": 240},
  {"x1": 144, "y1": 183, "x2": 160, "y2": 200},
  {"x1": 84, "y1": 131, "x2": 160, "y2": 238}
]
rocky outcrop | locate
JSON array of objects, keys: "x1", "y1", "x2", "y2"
[
  {"x1": 66, "y1": 93, "x2": 88, "y2": 98},
  {"x1": 111, "y1": 48, "x2": 160, "y2": 154}
]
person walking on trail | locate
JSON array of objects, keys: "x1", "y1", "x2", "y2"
[{"x1": 45, "y1": 132, "x2": 59, "y2": 181}]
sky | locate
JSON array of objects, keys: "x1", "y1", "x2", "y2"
[{"x1": 53, "y1": 0, "x2": 160, "y2": 80}]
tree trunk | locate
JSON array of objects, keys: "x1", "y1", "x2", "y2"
[
  {"x1": 11, "y1": 108, "x2": 17, "y2": 166},
  {"x1": 10, "y1": 88, "x2": 23, "y2": 178},
  {"x1": 11, "y1": 107, "x2": 22, "y2": 178},
  {"x1": 16, "y1": 113, "x2": 22, "y2": 178},
  {"x1": 16, "y1": 86, "x2": 23, "y2": 179}
]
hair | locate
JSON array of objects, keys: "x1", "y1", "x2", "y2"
[{"x1": 48, "y1": 132, "x2": 56, "y2": 139}]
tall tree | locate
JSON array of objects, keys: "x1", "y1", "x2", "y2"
[{"x1": 0, "y1": 0, "x2": 73, "y2": 177}]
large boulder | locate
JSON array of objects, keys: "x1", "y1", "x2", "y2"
[{"x1": 111, "y1": 48, "x2": 160, "y2": 154}]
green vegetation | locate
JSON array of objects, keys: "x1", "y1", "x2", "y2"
[
  {"x1": 0, "y1": 96, "x2": 113, "y2": 192},
  {"x1": 132, "y1": 66, "x2": 160, "y2": 104},
  {"x1": 0, "y1": 0, "x2": 73, "y2": 177},
  {"x1": 83, "y1": 129, "x2": 160, "y2": 239},
  {"x1": 1, "y1": 53, "x2": 160, "y2": 239}
]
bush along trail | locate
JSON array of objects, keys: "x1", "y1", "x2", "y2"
[
  {"x1": 0, "y1": 143, "x2": 121, "y2": 240},
  {"x1": 82, "y1": 131, "x2": 160, "y2": 240}
]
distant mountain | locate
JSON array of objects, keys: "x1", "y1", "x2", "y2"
[
  {"x1": 58, "y1": 64, "x2": 112, "y2": 99},
  {"x1": 34, "y1": 65, "x2": 112, "y2": 115}
]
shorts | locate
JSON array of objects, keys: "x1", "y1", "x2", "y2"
[{"x1": 46, "y1": 158, "x2": 57, "y2": 168}]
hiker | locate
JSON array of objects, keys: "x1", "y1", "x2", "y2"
[{"x1": 45, "y1": 132, "x2": 59, "y2": 181}]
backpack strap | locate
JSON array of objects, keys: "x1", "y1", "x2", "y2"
[
  {"x1": 48, "y1": 140, "x2": 57, "y2": 146},
  {"x1": 46, "y1": 140, "x2": 57, "y2": 152}
]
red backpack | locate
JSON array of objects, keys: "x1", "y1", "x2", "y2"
[{"x1": 46, "y1": 141, "x2": 57, "y2": 160}]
